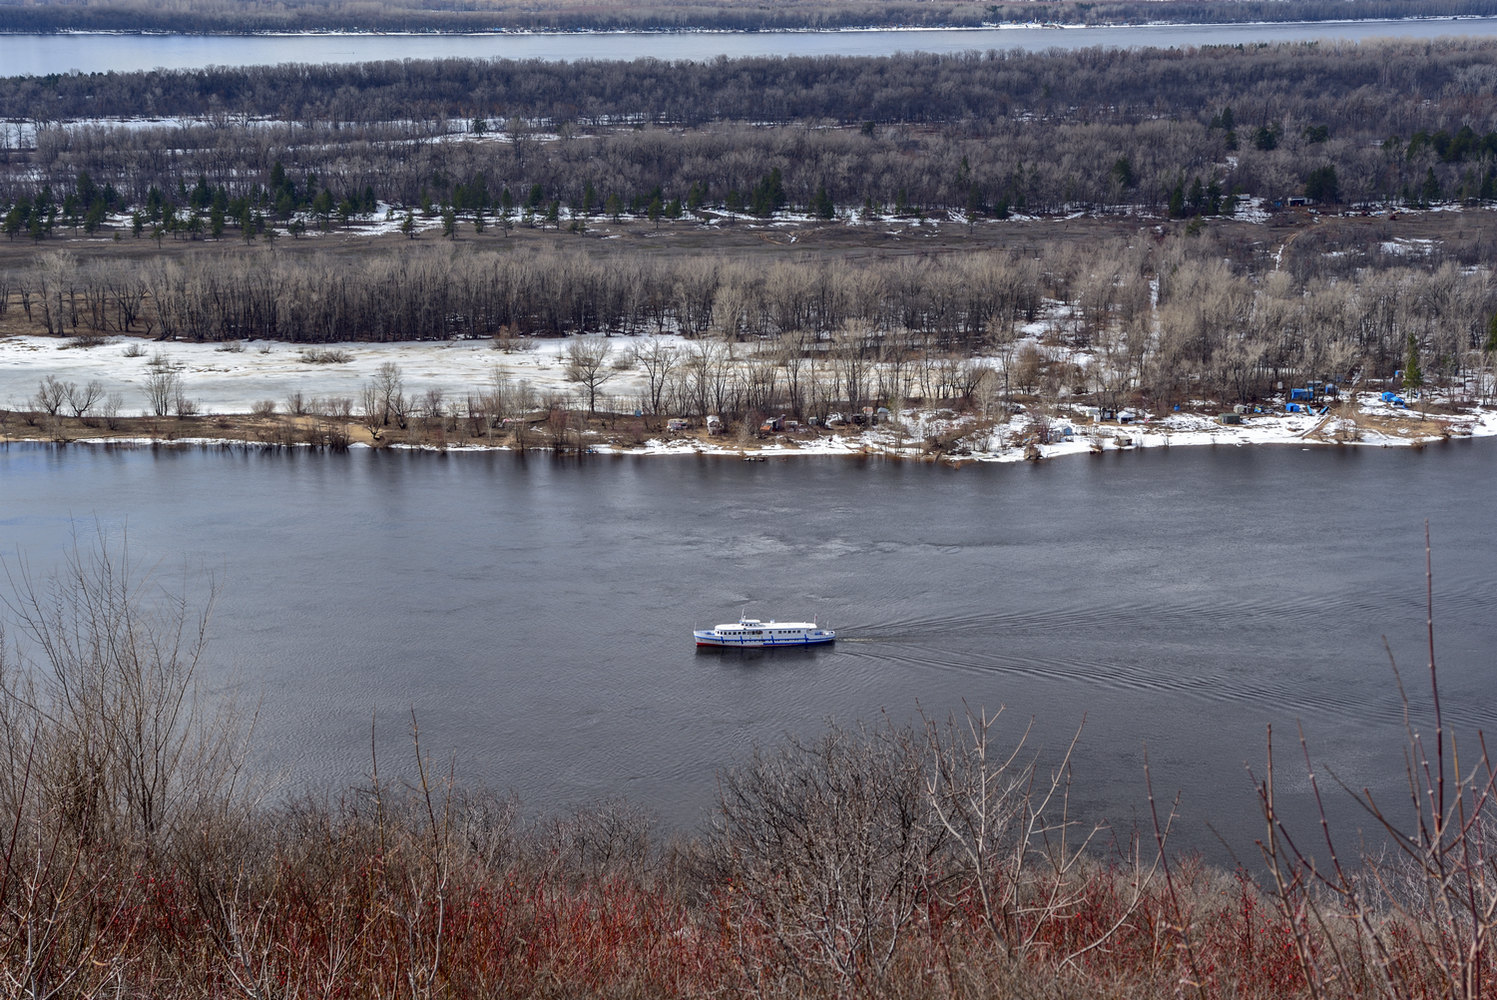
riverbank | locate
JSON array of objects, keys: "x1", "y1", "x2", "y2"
[{"x1": 2, "y1": 329, "x2": 1491, "y2": 462}]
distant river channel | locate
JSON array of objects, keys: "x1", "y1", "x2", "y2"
[
  {"x1": 3, "y1": 440, "x2": 1494, "y2": 865},
  {"x1": 6, "y1": 17, "x2": 1497, "y2": 75}
]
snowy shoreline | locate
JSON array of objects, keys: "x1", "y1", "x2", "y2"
[
  {"x1": 3, "y1": 332, "x2": 1493, "y2": 464},
  {"x1": 16, "y1": 408, "x2": 1495, "y2": 466}
]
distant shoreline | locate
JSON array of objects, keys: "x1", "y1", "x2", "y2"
[
  {"x1": 5, "y1": 16, "x2": 1491, "y2": 37},
  {"x1": 5, "y1": 15, "x2": 1497, "y2": 39},
  {"x1": 5, "y1": 395, "x2": 1492, "y2": 466},
  {"x1": 5, "y1": 1, "x2": 1497, "y2": 40}
]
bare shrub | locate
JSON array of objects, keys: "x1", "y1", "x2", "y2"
[
  {"x1": 1252, "y1": 524, "x2": 1496, "y2": 1000},
  {"x1": 298, "y1": 348, "x2": 353, "y2": 365},
  {"x1": 249, "y1": 399, "x2": 277, "y2": 419},
  {"x1": 712, "y1": 720, "x2": 936, "y2": 994},
  {"x1": 322, "y1": 396, "x2": 353, "y2": 422},
  {"x1": 172, "y1": 378, "x2": 198, "y2": 418},
  {"x1": 143, "y1": 364, "x2": 183, "y2": 418},
  {"x1": 541, "y1": 797, "x2": 657, "y2": 885},
  {"x1": 100, "y1": 391, "x2": 124, "y2": 430},
  {"x1": 0, "y1": 532, "x2": 254, "y2": 847},
  {"x1": 316, "y1": 397, "x2": 353, "y2": 450}
]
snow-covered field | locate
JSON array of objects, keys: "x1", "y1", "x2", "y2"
[
  {"x1": 0, "y1": 334, "x2": 587, "y2": 413},
  {"x1": 2, "y1": 333, "x2": 1493, "y2": 462}
]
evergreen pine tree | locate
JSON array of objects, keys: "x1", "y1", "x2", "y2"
[{"x1": 1404, "y1": 331, "x2": 1423, "y2": 391}]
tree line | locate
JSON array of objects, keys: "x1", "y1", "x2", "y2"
[
  {"x1": 7, "y1": 245, "x2": 1043, "y2": 348},
  {"x1": 3, "y1": 0, "x2": 1494, "y2": 34},
  {"x1": 7, "y1": 231, "x2": 1493, "y2": 424},
  {"x1": 10, "y1": 41, "x2": 1497, "y2": 129},
  {"x1": 7, "y1": 41, "x2": 1497, "y2": 230}
]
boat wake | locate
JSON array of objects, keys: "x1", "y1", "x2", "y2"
[{"x1": 826, "y1": 581, "x2": 1497, "y2": 733}]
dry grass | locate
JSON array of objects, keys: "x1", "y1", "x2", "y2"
[{"x1": 1306, "y1": 408, "x2": 1460, "y2": 445}]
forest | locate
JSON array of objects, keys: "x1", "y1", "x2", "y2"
[
  {"x1": 2, "y1": 0, "x2": 1497, "y2": 33},
  {"x1": 8, "y1": 41, "x2": 1497, "y2": 224}
]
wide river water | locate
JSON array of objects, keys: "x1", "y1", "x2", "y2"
[
  {"x1": 6, "y1": 17, "x2": 1497, "y2": 75},
  {"x1": 2, "y1": 440, "x2": 1493, "y2": 865}
]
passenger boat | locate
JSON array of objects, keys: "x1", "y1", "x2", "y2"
[{"x1": 694, "y1": 617, "x2": 835, "y2": 648}]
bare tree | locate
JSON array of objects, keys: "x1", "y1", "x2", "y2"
[
  {"x1": 832, "y1": 324, "x2": 874, "y2": 416},
  {"x1": 66, "y1": 379, "x2": 105, "y2": 420},
  {"x1": 143, "y1": 369, "x2": 181, "y2": 418},
  {"x1": 31, "y1": 375, "x2": 71, "y2": 416},
  {"x1": 684, "y1": 340, "x2": 733, "y2": 419},
  {"x1": 629, "y1": 338, "x2": 678, "y2": 416},
  {"x1": 369, "y1": 361, "x2": 405, "y2": 428},
  {"x1": 563, "y1": 337, "x2": 617, "y2": 415},
  {"x1": 357, "y1": 382, "x2": 386, "y2": 441}
]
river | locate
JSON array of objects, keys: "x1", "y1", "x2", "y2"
[
  {"x1": 5, "y1": 17, "x2": 1497, "y2": 75},
  {"x1": 3, "y1": 440, "x2": 1492, "y2": 865}
]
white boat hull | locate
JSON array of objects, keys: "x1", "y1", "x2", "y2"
[{"x1": 694, "y1": 618, "x2": 835, "y2": 648}]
